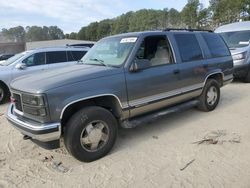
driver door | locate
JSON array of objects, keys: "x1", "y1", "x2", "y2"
[{"x1": 125, "y1": 35, "x2": 181, "y2": 117}]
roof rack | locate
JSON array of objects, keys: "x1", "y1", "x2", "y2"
[{"x1": 163, "y1": 28, "x2": 213, "y2": 32}]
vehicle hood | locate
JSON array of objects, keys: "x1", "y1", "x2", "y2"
[
  {"x1": 230, "y1": 46, "x2": 249, "y2": 55},
  {"x1": 10, "y1": 64, "x2": 122, "y2": 93},
  {"x1": 0, "y1": 64, "x2": 12, "y2": 71}
]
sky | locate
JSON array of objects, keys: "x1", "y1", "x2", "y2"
[{"x1": 0, "y1": 0, "x2": 210, "y2": 34}]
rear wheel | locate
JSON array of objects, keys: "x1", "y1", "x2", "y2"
[
  {"x1": 64, "y1": 106, "x2": 118, "y2": 162},
  {"x1": 0, "y1": 84, "x2": 9, "y2": 104},
  {"x1": 197, "y1": 79, "x2": 220, "y2": 112}
]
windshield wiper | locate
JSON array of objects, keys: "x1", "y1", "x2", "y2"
[
  {"x1": 89, "y1": 58, "x2": 107, "y2": 67},
  {"x1": 78, "y1": 58, "x2": 117, "y2": 68}
]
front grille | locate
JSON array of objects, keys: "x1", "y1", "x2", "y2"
[{"x1": 12, "y1": 93, "x2": 23, "y2": 112}]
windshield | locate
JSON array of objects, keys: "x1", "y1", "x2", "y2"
[
  {"x1": 220, "y1": 30, "x2": 250, "y2": 49},
  {"x1": 80, "y1": 36, "x2": 137, "y2": 67},
  {"x1": 0, "y1": 52, "x2": 27, "y2": 66}
]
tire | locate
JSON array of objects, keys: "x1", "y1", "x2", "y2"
[
  {"x1": 197, "y1": 79, "x2": 220, "y2": 112},
  {"x1": 64, "y1": 106, "x2": 118, "y2": 162},
  {"x1": 0, "y1": 84, "x2": 9, "y2": 104}
]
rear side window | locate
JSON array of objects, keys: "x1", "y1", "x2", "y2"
[
  {"x1": 202, "y1": 33, "x2": 231, "y2": 57},
  {"x1": 67, "y1": 51, "x2": 87, "y2": 61},
  {"x1": 46, "y1": 51, "x2": 67, "y2": 64},
  {"x1": 174, "y1": 34, "x2": 203, "y2": 62},
  {"x1": 22, "y1": 52, "x2": 45, "y2": 67}
]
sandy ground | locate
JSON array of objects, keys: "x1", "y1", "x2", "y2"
[{"x1": 0, "y1": 82, "x2": 250, "y2": 188}]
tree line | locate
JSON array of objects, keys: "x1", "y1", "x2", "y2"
[
  {"x1": 1, "y1": 0, "x2": 250, "y2": 42},
  {"x1": 1, "y1": 26, "x2": 64, "y2": 43}
]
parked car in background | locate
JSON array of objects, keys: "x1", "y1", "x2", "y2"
[
  {"x1": 7, "y1": 29, "x2": 233, "y2": 162},
  {"x1": 0, "y1": 46, "x2": 89, "y2": 104},
  {"x1": 0, "y1": 54, "x2": 15, "y2": 61},
  {"x1": 215, "y1": 21, "x2": 250, "y2": 82}
]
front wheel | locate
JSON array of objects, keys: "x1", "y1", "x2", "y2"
[
  {"x1": 64, "y1": 106, "x2": 118, "y2": 162},
  {"x1": 197, "y1": 79, "x2": 220, "y2": 112},
  {"x1": 0, "y1": 84, "x2": 9, "y2": 104}
]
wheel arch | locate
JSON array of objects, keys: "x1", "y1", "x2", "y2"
[
  {"x1": 0, "y1": 80, "x2": 9, "y2": 90},
  {"x1": 60, "y1": 94, "x2": 124, "y2": 128},
  {"x1": 204, "y1": 72, "x2": 224, "y2": 87}
]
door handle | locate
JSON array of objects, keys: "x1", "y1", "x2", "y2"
[{"x1": 173, "y1": 69, "x2": 180, "y2": 74}]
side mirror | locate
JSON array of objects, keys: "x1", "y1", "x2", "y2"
[
  {"x1": 15, "y1": 63, "x2": 27, "y2": 70},
  {"x1": 130, "y1": 59, "x2": 151, "y2": 72}
]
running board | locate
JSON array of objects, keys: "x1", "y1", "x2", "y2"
[{"x1": 121, "y1": 100, "x2": 199, "y2": 129}]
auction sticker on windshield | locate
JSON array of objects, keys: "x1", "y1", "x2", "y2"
[{"x1": 120, "y1": 37, "x2": 137, "y2": 43}]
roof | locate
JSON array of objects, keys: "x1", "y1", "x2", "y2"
[
  {"x1": 29, "y1": 46, "x2": 89, "y2": 53},
  {"x1": 26, "y1": 39, "x2": 95, "y2": 50},
  {"x1": 104, "y1": 29, "x2": 214, "y2": 39},
  {"x1": 215, "y1": 21, "x2": 250, "y2": 33}
]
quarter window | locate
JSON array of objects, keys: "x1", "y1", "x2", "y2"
[
  {"x1": 67, "y1": 51, "x2": 87, "y2": 61},
  {"x1": 22, "y1": 52, "x2": 45, "y2": 67},
  {"x1": 46, "y1": 51, "x2": 67, "y2": 64},
  {"x1": 202, "y1": 33, "x2": 231, "y2": 57},
  {"x1": 175, "y1": 34, "x2": 203, "y2": 62}
]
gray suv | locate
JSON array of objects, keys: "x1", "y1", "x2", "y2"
[
  {"x1": 215, "y1": 21, "x2": 250, "y2": 82},
  {"x1": 7, "y1": 29, "x2": 233, "y2": 162},
  {"x1": 0, "y1": 46, "x2": 89, "y2": 104}
]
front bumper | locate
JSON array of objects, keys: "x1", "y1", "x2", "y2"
[
  {"x1": 6, "y1": 103, "x2": 61, "y2": 143},
  {"x1": 234, "y1": 64, "x2": 250, "y2": 78}
]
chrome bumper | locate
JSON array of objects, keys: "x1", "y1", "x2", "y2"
[{"x1": 6, "y1": 104, "x2": 61, "y2": 142}]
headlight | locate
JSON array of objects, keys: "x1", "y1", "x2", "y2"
[
  {"x1": 22, "y1": 94, "x2": 45, "y2": 106},
  {"x1": 232, "y1": 52, "x2": 246, "y2": 61}
]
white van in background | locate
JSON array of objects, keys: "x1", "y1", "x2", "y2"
[{"x1": 215, "y1": 21, "x2": 250, "y2": 82}]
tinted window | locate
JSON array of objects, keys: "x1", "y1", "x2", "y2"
[
  {"x1": 67, "y1": 51, "x2": 87, "y2": 61},
  {"x1": 46, "y1": 51, "x2": 67, "y2": 64},
  {"x1": 175, "y1": 34, "x2": 203, "y2": 62},
  {"x1": 202, "y1": 33, "x2": 231, "y2": 57},
  {"x1": 22, "y1": 52, "x2": 45, "y2": 67}
]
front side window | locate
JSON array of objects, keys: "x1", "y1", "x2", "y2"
[
  {"x1": 220, "y1": 30, "x2": 250, "y2": 49},
  {"x1": 202, "y1": 33, "x2": 230, "y2": 57},
  {"x1": 22, "y1": 52, "x2": 45, "y2": 67},
  {"x1": 80, "y1": 36, "x2": 136, "y2": 67},
  {"x1": 46, "y1": 51, "x2": 67, "y2": 64},
  {"x1": 135, "y1": 36, "x2": 174, "y2": 67},
  {"x1": 175, "y1": 34, "x2": 203, "y2": 62}
]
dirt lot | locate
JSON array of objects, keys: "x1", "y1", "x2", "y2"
[{"x1": 0, "y1": 82, "x2": 250, "y2": 188}]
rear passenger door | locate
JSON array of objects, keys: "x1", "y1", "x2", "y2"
[{"x1": 173, "y1": 33, "x2": 206, "y2": 93}]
